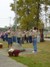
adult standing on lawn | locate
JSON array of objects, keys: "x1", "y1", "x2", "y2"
[{"x1": 32, "y1": 27, "x2": 38, "y2": 53}]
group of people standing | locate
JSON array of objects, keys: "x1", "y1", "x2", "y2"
[{"x1": 0, "y1": 27, "x2": 41, "y2": 53}]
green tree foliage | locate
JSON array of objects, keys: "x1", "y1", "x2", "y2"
[{"x1": 10, "y1": 0, "x2": 50, "y2": 30}]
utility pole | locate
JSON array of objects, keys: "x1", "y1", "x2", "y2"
[
  {"x1": 14, "y1": 0, "x2": 17, "y2": 31},
  {"x1": 9, "y1": 17, "x2": 12, "y2": 27}
]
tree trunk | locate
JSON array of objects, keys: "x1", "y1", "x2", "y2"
[{"x1": 40, "y1": 29, "x2": 44, "y2": 42}]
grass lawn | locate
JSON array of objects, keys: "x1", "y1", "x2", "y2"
[
  {"x1": 0, "y1": 39, "x2": 50, "y2": 67},
  {"x1": 12, "y1": 41, "x2": 50, "y2": 67}
]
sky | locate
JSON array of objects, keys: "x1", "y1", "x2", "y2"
[
  {"x1": 0, "y1": 0, "x2": 15, "y2": 28},
  {"x1": 0, "y1": 1, "x2": 50, "y2": 28}
]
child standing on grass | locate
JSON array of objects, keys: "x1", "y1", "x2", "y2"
[
  {"x1": 17, "y1": 29, "x2": 22, "y2": 46},
  {"x1": 7, "y1": 27, "x2": 13, "y2": 48}
]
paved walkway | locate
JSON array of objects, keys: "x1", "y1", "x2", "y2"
[
  {"x1": 0, "y1": 54, "x2": 27, "y2": 67},
  {"x1": 0, "y1": 42, "x2": 34, "y2": 67},
  {"x1": 0, "y1": 48, "x2": 27, "y2": 67}
]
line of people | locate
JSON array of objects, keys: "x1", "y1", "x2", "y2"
[{"x1": 0, "y1": 27, "x2": 40, "y2": 53}]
